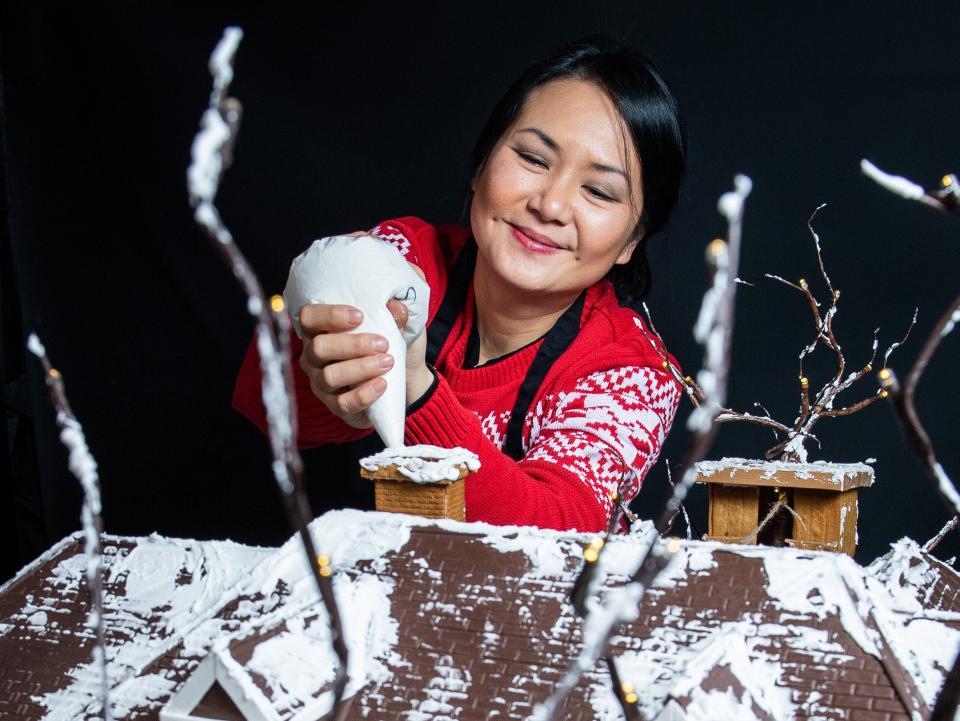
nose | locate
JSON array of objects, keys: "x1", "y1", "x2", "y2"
[{"x1": 527, "y1": 172, "x2": 574, "y2": 225}]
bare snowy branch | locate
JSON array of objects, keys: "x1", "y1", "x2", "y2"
[
  {"x1": 538, "y1": 174, "x2": 751, "y2": 720},
  {"x1": 924, "y1": 516, "x2": 960, "y2": 554},
  {"x1": 186, "y1": 27, "x2": 349, "y2": 711},
  {"x1": 28, "y1": 334, "x2": 111, "y2": 721}
]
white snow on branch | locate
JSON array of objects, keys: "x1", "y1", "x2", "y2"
[
  {"x1": 861, "y1": 159, "x2": 925, "y2": 201},
  {"x1": 942, "y1": 307, "x2": 960, "y2": 338}
]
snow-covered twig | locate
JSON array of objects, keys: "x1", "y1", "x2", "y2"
[
  {"x1": 878, "y1": 306, "x2": 960, "y2": 520},
  {"x1": 186, "y1": 27, "x2": 349, "y2": 710},
  {"x1": 639, "y1": 302, "x2": 702, "y2": 406},
  {"x1": 924, "y1": 516, "x2": 960, "y2": 553},
  {"x1": 27, "y1": 334, "x2": 111, "y2": 721},
  {"x1": 537, "y1": 175, "x2": 751, "y2": 720},
  {"x1": 863, "y1": 159, "x2": 960, "y2": 721},
  {"x1": 861, "y1": 159, "x2": 960, "y2": 217}
]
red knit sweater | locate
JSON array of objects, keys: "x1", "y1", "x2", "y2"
[{"x1": 233, "y1": 217, "x2": 683, "y2": 533}]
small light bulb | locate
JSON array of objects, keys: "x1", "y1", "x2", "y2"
[
  {"x1": 621, "y1": 681, "x2": 635, "y2": 694},
  {"x1": 625, "y1": 692, "x2": 639, "y2": 704},
  {"x1": 834, "y1": 289, "x2": 841, "y2": 299},
  {"x1": 317, "y1": 554, "x2": 330, "y2": 567},
  {"x1": 583, "y1": 548, "x2": 599, "y2": 563},
  {"x1": 589, "y1": 537, "x2": 605, "y2": 550},
  {"x1": 319, "y1": 565, "x2": 333, "y2": 577},
  {"x1": 661, "y1": 360, "x2": 669, "y2": 370},
  {"x1": 864, "y1": 363, "x2": 872, "y2": 373},
  {"x1": 707, "y1": 238, "x2": 727, "y2": 258},
  {"x1": 878, "y1": 368, "x2": 891, "y2": 380},
  {"x1": 799, "y1": 278, "x2": 808, "y2": 288},
  {"x1": 49, "y1": 368, "x2": 62, "y2": 379},
  {"x1": 667, "y1": 538, "x2": 682, "y2": 553},
  {"x1": 943, "y1": 175, "x2": 954, "y2": 187},
  {"x1": 800, "y1": 377, "x2": 809, "y2": 388},
  {"x1": 270, "y1": 294, "x2": 285, "y2": 313},
  {"x1": 879, "y1": 389, "x2": 889, "y2": 399},
  {"x1": 683, "y1": 375, "x2": 693, "y2": 384},
  {"x1": 610, "y1": 490, "x2": 619, "y2": 501}
]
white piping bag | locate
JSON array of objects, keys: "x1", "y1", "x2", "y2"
[{"x1": 283, "y1": 235, "x2": 430, "y2": 448}]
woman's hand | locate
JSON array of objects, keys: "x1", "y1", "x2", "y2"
[
  {"x1": 298, "y1": 304, "x2": 396, "y2": 430},
  {"x1": 297, "y1": 251, "x2": 433, "y2": 428}
]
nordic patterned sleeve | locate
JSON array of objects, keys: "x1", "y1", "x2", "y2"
[
  {"x1": 523, "y1": 366, "x2": 682, "y2": 521},
  {"x1": 405, "y1": 365, "x2": 682, "y2": 532},
  {"x1": 368, "y1": 222, "x2": 420, "y2": 265}
]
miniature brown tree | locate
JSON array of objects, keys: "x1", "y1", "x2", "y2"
[{"x1": 707, "y1": 205, "x2": 913, "y2": 463}]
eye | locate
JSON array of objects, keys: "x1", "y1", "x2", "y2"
[
  {"x1": 513, "y1": 148, "x2": 548, "y2": 169},
  {"x1": 585, "y1": 185, "x2": 616, "y2": 202}
]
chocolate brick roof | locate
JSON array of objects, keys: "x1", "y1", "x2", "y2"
[{"x1": 1, "y1": 511, "x2": 958, "y2": 721}]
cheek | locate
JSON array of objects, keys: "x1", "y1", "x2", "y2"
[
  {"x1": 578, "y1": 206, "x2": 635, "y2": 258},
  {"x1": 476, "y1": 153, "x2": 537, "y2": 213}
]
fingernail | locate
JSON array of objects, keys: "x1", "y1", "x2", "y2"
[
  {"x1": 378, "y1": 354, "x2": 393, "y2": 368},
  {"x1": 372, "y1": 337, "x2": 388, "y2": 352},
  {"x1": 372, "y1": 378, "x2": 387, "y2": 393},
  {"x1": 347, "y1": 309, "x2": 363, "y2": 324}
]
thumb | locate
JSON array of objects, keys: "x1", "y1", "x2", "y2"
[{"x1": 386, "y1": 299, "x2": 409, "y2": 330}]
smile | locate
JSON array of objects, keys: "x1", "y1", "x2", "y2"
[{"x1": 510, "y1": 225, "x2": 564, "y2": 254}]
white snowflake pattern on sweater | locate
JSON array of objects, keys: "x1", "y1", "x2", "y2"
[
  {"x1": 524, "y1": 366, "x2": 682, "y2": 515},
  {"x1": 369, "y1": 223, "x2": 416, "y2": 264},
  {"x1": 475, "y1": 409, "x2": 512, "y2": 449}
]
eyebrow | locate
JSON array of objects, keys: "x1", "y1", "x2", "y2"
[{"x1": 517, "y1": 127, "x2": 628, "y2": 179}]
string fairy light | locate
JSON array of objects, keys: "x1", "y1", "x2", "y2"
[{"x1": 28, "y1": 334, "x2": 112, "y2": 721}]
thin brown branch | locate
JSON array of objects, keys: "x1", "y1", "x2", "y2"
[
  {"x1": 819, "y1": 389, "x2": 886, "y2": 417},
  {"x1": 716, "y1": 409, "x2": 795, "y2": 435},
  {"x1": 905, "y1": 292, "x2": 960, "y2": 401},
  {"x1": 807, "y1": 204, "x2": 835, "y2": 295},
  {"x1": 883, "y1": 309, "x2": 918, "y2": 369},
  {"x1": 924, "y1": 516, "x2": 960, "y2": 553},
  {"x1": 28, "y1": 336, "x2": 111, "y2": 721},
  {"x1": 540, "y1": 175, "x2": 752, "y2": 720},
  {"x1": 606, "y1": 657, "x2": 644, "y2": 720},
  {"x1": 639, "y1": 302, "x2": 701, "y2": 407},
  {"x1": 186, "y1": 28, "x2": 349, "y2": 711}
]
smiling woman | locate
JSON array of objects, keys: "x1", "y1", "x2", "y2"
[{"x1": 233, "y1": 36, "x2": 687, "y2": 533}]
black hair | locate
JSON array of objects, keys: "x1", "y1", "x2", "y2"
[{"x1": 469, "y1": 36, "x2": 686, "y2": 304}]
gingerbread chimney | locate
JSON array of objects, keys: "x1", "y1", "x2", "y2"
[
  {"x1": 359, "y1": 445, "x2": 479, "y2": 522},
  {"x1": 695, "y1": 458, "x2": 874, "y2": 556}
]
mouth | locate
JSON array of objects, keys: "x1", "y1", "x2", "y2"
[{"x1": 509, "y1": 224, "x2": 565, "y2": 254}]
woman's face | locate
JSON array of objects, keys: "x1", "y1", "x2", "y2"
[{"x1": 470, "y1": 78, "x2": 644, "y2": 300}]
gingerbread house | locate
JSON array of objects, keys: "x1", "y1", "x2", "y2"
[{"x1": 2, "y1": 509, "x2": 959, "y2": 720}]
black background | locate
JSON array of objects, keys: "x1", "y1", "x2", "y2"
[{"x1": 2, "y1": 2, "x2": 959, "y2": 583}]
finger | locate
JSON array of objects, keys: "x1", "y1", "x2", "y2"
[
  {"x1": 317, "y1": 354, "x2": 394, "y2": 392},
  {"x1": 299, "y1": 304, "x2": 363, "y2": 335},
  {"x1": 336, "y1": 377, "x2": 388, "y2": 415},
  {"x1": 303, "y1": 332, "x2": 389, "y2": 367},
  {"x1": 386, "y1": 299, "x2": 409, "y2": 330}
]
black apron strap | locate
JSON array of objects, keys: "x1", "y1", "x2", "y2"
[
  {"x1": 502, "y1": 291, "x2": 586, "y2": 460},
  {"x1": 426, "y1": 238, "x2": 477, "y2": 365},
  {"x1": 423, "y1": 235, "x2": 586, "y2": 461}
]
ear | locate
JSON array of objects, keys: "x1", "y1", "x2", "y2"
[{"x1": 614, "y1": 229, "x2": 644, "y2": 266}]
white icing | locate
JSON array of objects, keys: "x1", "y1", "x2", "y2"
[
  {"x1": 359, "y1": 444, "x2": 479, "y2": 483},
  {"x1": 284, "y1": 235, "x2": 430, "y2": 448},
  {"x1": 694, "y1": 457, "x2": 874, "y2": 486}
]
